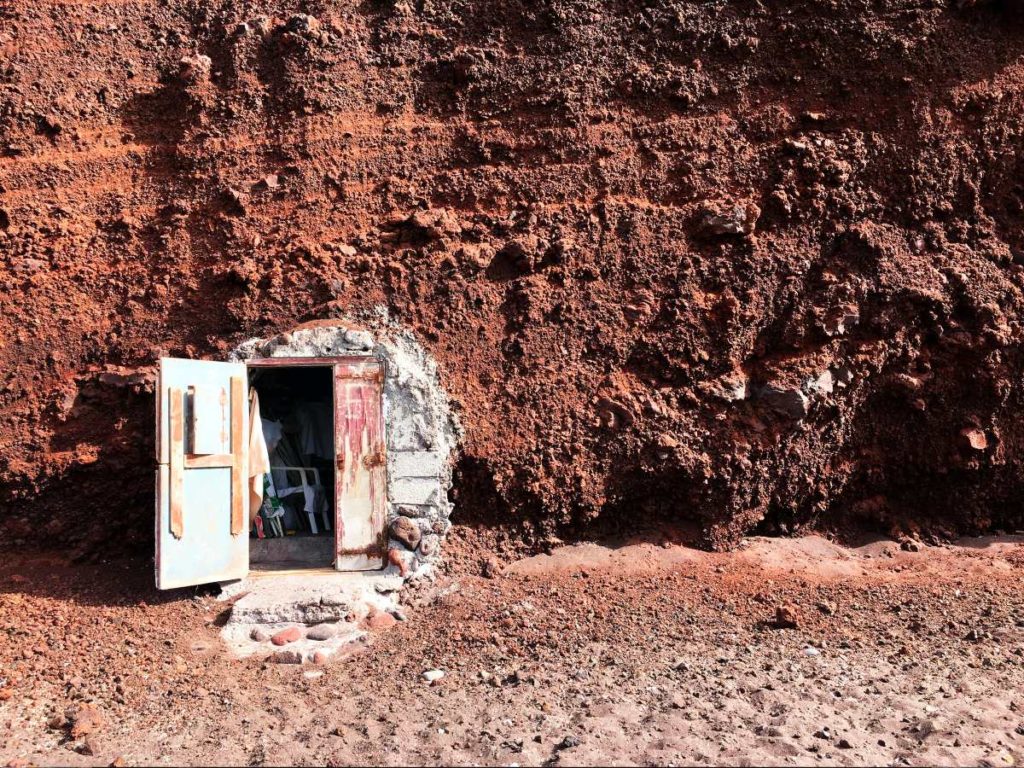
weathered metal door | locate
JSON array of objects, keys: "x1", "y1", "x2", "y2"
[
  {"x1": 334, "y1": 359, "x2": 387, "y2": 570},
  {"x1": 155, "y1": 358, "x2": 249, "y2": 589}
]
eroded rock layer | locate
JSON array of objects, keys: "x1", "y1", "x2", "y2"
[{"x1": 2, "y1": 0, "x2": 1024, "y2": 553}]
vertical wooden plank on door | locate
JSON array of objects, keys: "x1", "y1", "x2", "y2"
[
  {"x1": 334, "y1": 359, "x2": 387, "y2": 571},
  {"x1": 168, "y1": 387, "x2": 185, "y2": 539},
  {"x1": 229, "y1": 375, "x2": 246, "y2": 535}
]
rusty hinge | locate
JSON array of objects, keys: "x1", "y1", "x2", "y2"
[{"x1": 362, "y1": 449, "x2": 385, "y2": 469}]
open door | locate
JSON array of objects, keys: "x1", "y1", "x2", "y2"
[
  {"x1": 156, "y1": 358, "x2": 249, "y2": 589},
  {"x1": 334, "y1": 359, "x2": 387, "y2": 570}
]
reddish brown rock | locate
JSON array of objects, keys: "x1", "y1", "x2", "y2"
[
  {"x1": 390, "y1": 517, "x2": 422, "y2": 550},
  {"x1": 960, "y1": 427, "x2": 988, "y2": 451},
  {"x1": 774, "y1": 604, "x2": 799, "y2": 629},
  {"x1": 271, "y1": 626, "x2": 302, "y2": 646},
  {"x1": 388, "y1": 548, "x2": 411, "y2": 576},
  {"x1": 67, "y1": 703, "x2": 104, "y2": 739},
  {"x1": 366, "y1": 612, "x2": 397, "y2": 631}
]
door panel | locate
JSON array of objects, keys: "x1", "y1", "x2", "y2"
[
  {"x1": 334, "y1": 359, "x2": 387, "y2": 571},
  {"x1": 156, "y1": 358, "x2": 249, "y2": 589}
]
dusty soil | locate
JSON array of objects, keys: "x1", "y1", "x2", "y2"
[
  {"x1": 2, "y1": 534, "x2": 1023, "y2": 766},
  {"x1": 4, "y1": 1, "x2": 1024, "y2": 551}
]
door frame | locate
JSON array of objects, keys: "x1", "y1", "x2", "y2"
[{"x1": 246, "y1": 356, "x2": 388, "y2": 571}]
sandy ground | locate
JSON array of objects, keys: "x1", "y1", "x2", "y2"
[{"x1": 2, "y1": 534, "x2": 1024, "y2": 766}]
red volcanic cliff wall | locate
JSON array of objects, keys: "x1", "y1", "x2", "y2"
[{"x1": 2, "y1": 0, "x2": 1024, "y2": 554}]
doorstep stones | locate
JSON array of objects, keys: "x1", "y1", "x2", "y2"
[{"x1": 306, "y1": 623, "x2": 340, "y2": 641}]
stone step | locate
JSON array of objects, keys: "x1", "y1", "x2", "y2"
[
  {"x1": 250, "y1": 534, "x2": 334, "y2": 565},
  {"x1": 222, "y1": 571, "x2": 404, "y2": 626}
]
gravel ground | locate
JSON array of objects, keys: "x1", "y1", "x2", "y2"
[{"x1": 2, "y1": 534, "x2": 1023, "y2": 766}]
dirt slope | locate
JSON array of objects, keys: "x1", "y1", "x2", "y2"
[{"x1": 3, "y1": 1, "x2": 1024, "y2": 551}]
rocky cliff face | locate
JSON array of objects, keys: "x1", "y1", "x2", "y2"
[{"x1": 2, "y1": 0, "x2": 1024, "y2": 555}]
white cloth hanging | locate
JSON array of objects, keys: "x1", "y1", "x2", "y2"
[
  {"x1": 261, "y1": 417, "x2": 283, "y2": 454},
  {"x1": 248, "y1": 390, "x2": 271, "y2": 524}
]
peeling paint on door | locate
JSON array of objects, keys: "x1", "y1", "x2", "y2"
[{"x1": 334, "y1": 359, "x2": 387, "y2": 570}]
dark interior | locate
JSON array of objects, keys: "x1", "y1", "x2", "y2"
[{"x1": 248, "y1": 365, "x2": 335, "y2": 568}]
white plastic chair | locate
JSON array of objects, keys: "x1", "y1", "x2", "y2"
[{"x1": 271, "y1": 465, "x2": 332, "y2": 534}]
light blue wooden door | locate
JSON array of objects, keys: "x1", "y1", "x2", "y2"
[{"x1": 156, "y1": 358, "x2": 249, "y2": 589}]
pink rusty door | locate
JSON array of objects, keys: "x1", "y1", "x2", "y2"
[{"x1": 334, "y1": 359, "x2": 387, "y2": 570}]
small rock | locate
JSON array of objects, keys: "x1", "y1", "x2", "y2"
[
  {"x1": 813, "y1": 727, "x2": 832, "y2": 740},
  {"x1": 710, "y1": 370, "x2": 748, "y2": 402},
  {"x1": 481, "y1": 557, "x2": 504, "y2": 579},
  {"x1": 388, "y1": 547, "x2": 413, "y2": 576},
  {"x1": 418, "y1": 534, "x2": 440, "y2": 557},
  {"x1": 816, "y1": 601, "x2": 836, "y2": 616},
  {"x1": 422, "y1": 669, "x2": 445, "y2": 683},
  {"x1": 250, "y1": 627, "x2": 271, "y2": 642},
  {"x1": 312, "y1": 650, "x2": 332, "y2": 665},
  {"x1": 833, "y1": 366, "x2": 855, "y2": 387},
  {"x1": 178, "y1": 54, "x2": 212, "y2": 83},
  {"x1": 271, "y1": 626, "x2": 302, "y2": 646},
  {"x1": 760, "y1": 385, "x2": 810, "y2": 419},
  {"x1": 804, "y1": 646, "x2": 821, "y2": 657},
  {"x1": 306, "y1": 624, "x2": 338, "y2": 641},
  {"x1": 701, "y1": 202, "x2": 760, "y2": 237},
  {"x1": 391, "y1": 517, "x2": 422, "y2": 550},
  {"x1": 805, "y1": 370, "x2": 834, "y2": 395},
  {"x1": 824, "y1": 304, "x2": 860, "y2": 336},
  {"x1": 256, "y1": 174, "x2": 280, "y2": 190},
  {"x1": 656, "y1": 433, "x2": 679, "y2": 449},
  {"x1": 496, "y1": 237, "x2": 539, "y2": 274},
  {"x1": 287, "y1": 13, "x2": 321, "y2": 34},
  {"x1": 68, "y1": 703, "x2": 104, "y2": 739},
  {"x1": 367, "y1": 612, "x2": 397, "y2": 631},
  {"x1": 77, "y1": 735, "x2": 102, "y2": 756},
  {"x1": 556, "y1": 735, "x2": 581, "y2": 750},
  {"x1": 271, "y1": 649, "x2": 304, "y2": 664},
  {"x1": 960, "y1": 427, "x2": 988, "y2": 451},
  {"x1": 837, "y1": 738, "x2": 852, "y2": 749},
  {"x1": 774, "y1": 604, "x2": 799, "y2": 629}
]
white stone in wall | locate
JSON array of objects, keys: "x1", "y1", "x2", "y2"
[
  {"x1": 389, "y1": 413, "x2": 434, "y2": 451},
  {"x1": 389, "y1": 477, "x2": 443, "y2": 506},
  {"x1": 389, "y1": 451, "x2": 446, "y2": 478}
]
